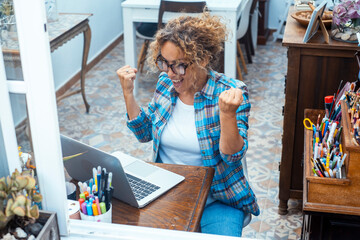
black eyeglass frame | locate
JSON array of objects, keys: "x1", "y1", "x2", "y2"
[{"x1": 155, "y1": 55, "x2": 190, "y2": 76}]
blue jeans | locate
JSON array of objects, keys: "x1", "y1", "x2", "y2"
[{"x1": 200, "y1": 201, "x2": 245, "y2": 237}]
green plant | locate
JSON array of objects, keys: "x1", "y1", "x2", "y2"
[
  {"x1": 0, "y1": 169, "x2": 42, "y2": 230},
  {"x1": 0, "y1": 0, "x2": 14, "y2": 16}
]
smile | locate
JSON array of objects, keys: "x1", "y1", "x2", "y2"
[{"x1": 172, "y1": 79, "x2": 182, "y2": 83}]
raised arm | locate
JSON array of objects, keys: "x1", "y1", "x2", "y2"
[
  {"x1": 116, "y1": 65, "x2": 140, "y2": 120},
  {"x1": 219, "y1": 88, "x2": 245, "y2": 155}
]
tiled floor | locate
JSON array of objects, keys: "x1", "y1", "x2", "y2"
[{"x1": 24, "y1": 38, "x2": 304, "y2": 239}]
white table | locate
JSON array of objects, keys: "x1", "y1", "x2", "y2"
[
  {"x1": 121, "y1": 0, "x2": 243, "y2": 95},
  {"x1": 2, "y1": 13, "x2": 92, "y2": 113}
]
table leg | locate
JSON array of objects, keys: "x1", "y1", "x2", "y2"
[
  {"x1": 81, "y1": 24, "x2": 91, "y2": 113},
  {"x1": 123, "y1": 9, "x2": 138, "y2": 96},
  {"x1": 278, "y1": 199, "x2": 288, "y2": 215},
  {"x1": 223, "y1": 11, "x2": 237, "y2": 79}
]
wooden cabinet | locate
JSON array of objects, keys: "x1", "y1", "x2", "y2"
[{"x1": 278, "y1": 7, "x2": 359, "y2": 215}]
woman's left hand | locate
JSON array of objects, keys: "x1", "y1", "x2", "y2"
[{"x1": 219, "y1": 88, "x2": 243, "y2": 116}]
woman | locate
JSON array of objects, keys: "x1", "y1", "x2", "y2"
[{"x1": 116, "y1": 12, "x2": 259, "y2": 237}]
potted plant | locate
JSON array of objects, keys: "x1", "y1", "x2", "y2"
[
  {"x1": 331, "y1": 0, "x2": 360, "y2": 43},
  {"x1": 0, "y1": 169, "x2": 60, "y2": 239},
  {"x1": 0, "y1": 0, "x2": 15, "y2": 32}
]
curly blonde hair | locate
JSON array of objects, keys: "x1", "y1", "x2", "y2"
[{"x1": 147, "y1": 11, "x2": 228, "y2": 73}]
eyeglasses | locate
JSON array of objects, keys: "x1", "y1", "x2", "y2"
[{"x1": 155, "y1": 55, "x2": 189, "y2": 76}]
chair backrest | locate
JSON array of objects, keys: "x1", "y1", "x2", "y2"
[
  {"x1": 250, "y1": 0, "x2": 258, "y2": 48},
  {"x1": 236, "y1": 0, "x2": 253, "y2": 40},
  {"x1": 250, "y1": 0, "x2": 258, "y2": 15},
  {"x1": 157, "y1": 0, "x2": 207, "y2": 30}
]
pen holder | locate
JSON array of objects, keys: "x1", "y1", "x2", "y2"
[
  {"x1": 79, "y1": 203, "x2": 112, "y2": 223},
  {"x1": 67, "y1": 200, "x2": 81, "y2": 220}
]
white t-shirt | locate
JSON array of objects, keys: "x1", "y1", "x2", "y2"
[
  {"x1": 159, "y1": 98, "x2": 202, "y2": 166},
  {"x1": 159, "y1": 98, "x2": 215, "y2": 206}
]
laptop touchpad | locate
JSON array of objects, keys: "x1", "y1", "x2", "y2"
[{"x1": 125, "y1": 161, "x2": 159, "y2": 178}]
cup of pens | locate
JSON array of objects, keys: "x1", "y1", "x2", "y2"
[{"x1": 77, "y1": 166, "x2": 113, "y2": 223}]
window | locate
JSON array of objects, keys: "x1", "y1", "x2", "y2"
[{"x1": 0, "y1": 1, "x2": 239, "y2": 239}]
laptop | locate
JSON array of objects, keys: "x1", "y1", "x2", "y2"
[{"x1": 60, "y1": 134, "x2": 185, "y2": 208}]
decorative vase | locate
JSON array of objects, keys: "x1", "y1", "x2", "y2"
[{"x1": 330, "y1": 0, "x2": 360, "y2": 43}]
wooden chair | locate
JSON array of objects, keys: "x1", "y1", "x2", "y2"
[
  {"x1": 249, "y1": 0, "x2": 259, "y2": 56},
  {"x1": 238, "y1": 0, "x2": 258, "y2": 64},
  {"x1": 136, "y1": 0, "x2": 207, "y2": 73},
  {"x1": 136, "y1": 23, "x2": 158, "y2": 73}
]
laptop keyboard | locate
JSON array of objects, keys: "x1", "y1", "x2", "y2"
[{"x1": 126, "y1": 173, "x2": 160, "y2": 201}]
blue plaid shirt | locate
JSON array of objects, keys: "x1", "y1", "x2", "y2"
[{"x1": 127, "y1": 70, "x2": 260, "y2": 216}]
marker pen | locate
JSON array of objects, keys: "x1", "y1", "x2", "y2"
[
  {"x1": 335, "y1": 169, "x2": 340, "y2": 179},
  {"x1": 79, "y1": 198, "x2": 85, "y2": 206},
  {"x1": 86, "y1": 203, "x2": 93, "y2": 216},
  {"x1": 81, "y1": 202, "x2": 87, "y2": 215},
  {"x1": 313, "y1": 144, "x2": 319, "y2": 160},
  {"x1": 89, "y1": 179, "x2": 93, "y2": 194},
  {"x1": 326, "y1": 151, "x2": 330, "y2": 169},
  {"x1": 323, "y1": 120, "x2": 329, "y2": 136},
  {"x1": 331, "y1": 157, "x2": 337, "y2": 170},
  {"x1": 319, "y1": 121, "x2": 324, "y2": 135},
  {"x1": 95, "y1": 196, "x2": 101, "y2": 216},
  {"x1": 97, "y1": 173, "x2": 101, "y2": 197},
  {"x1": 315, "y1": 164, "x2": 324, "y2": 177},
  {"x1": 316, "y1": 159, "x2": 326, "y2": 175},
  {"x1": 108, "y1": 172, "x2": 112, "y2": 188},
  {"x1": 92, "y1": 185, "x2": 96, "y2": 195},
  {"x1": 84, "y1": 191, "x2": 89, "y2": 198},
  {"x1": 99, "y1": 169, "x2": 105, "y2": 200},
  {"x1": 82, "y1": 182, "x2": 88, "y2": 193},
  {"x1": 92, "y1": 203, "x2": 99, "y2": 216},
  {"x1": 78, "y1": 182, "x2": 83, "y2": 193},
  {"x1": 93, "y1": 168, "x2": 98, "y2": 192},
  {"x1": 339, "y1": 153, "x2": 347, "y2": 169},
  {"x1": 79, "y1": 193, "x2": 86, "y2": 201},
  {"x1": 100, "y1": 202, "x2": 106, "y2": 214},
  {"x1": 325, "y1": 96, "x2": 333, "y2": 118},
  {"x1": 104, "y1": 172, "x2": 109, "y2": 192},
  {"x1": 327, "y1": 122, "x2": 338, "y2": 146}
]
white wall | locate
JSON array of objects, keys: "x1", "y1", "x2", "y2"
[
  {"x1": 54, "y1": 0, "x2": 124, "y2": 95},
  {"x1": 268, "y1": 0, "x2": 287, "y2": 30}
]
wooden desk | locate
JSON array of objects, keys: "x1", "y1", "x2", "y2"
[
  {"x1": 2, "y1": 13, "x2": 92, "y2": 113},
  {"x1": 278, "y1": 7, "x2": 359, "y2": 215},
  {"x1": 111, "y1": 163, "x2": 214, "y2": 232}
]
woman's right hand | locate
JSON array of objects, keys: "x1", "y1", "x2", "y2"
[{"x1": 116, "y1": 65, "x2": 138, "y2": 96}]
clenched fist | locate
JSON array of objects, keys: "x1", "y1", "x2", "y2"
[
  {"x1": 219, "y1": 88, "x2": 243, "y2": 115},
  {"x1": 116, "y1": 65, "x2": 137, "y2": 96}
]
